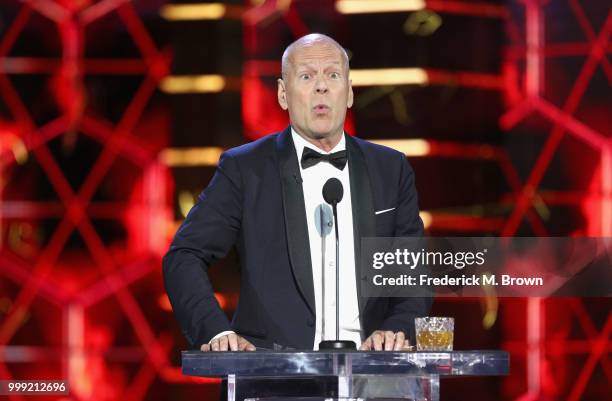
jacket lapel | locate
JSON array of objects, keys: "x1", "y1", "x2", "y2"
[
  {"x1": 346, "y1": 135, "x2": 376, "y2": 323},
  {"x1": 275, "y1": 127, "x2": 316, "y2": 317}
]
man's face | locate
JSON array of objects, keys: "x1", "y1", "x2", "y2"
[{"x1": 277, "y1": 42, "x2": 353, "y2": 142}]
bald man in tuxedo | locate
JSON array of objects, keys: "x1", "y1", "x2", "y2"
[{"x1": 163, "y1": 33, "x2": 430, "y2": 354}]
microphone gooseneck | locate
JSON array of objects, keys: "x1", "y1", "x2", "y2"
[{"x1": 319, "y1": 178, "x2": 356, "y2": 351}]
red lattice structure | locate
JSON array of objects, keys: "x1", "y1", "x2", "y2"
[
  {"x1": 501, "y1": 1, "x2": 611, "y2": 400},
  {"x1": 0, "y1": 1, "x2": 203, "y2": 400},
  {"x1": 502, "y1": 0, "x2": 611, "y2": 238}
]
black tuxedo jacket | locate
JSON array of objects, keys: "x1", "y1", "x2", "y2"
[{"x1": 163, "y1": 127, "x2": 431, "y2": 350}]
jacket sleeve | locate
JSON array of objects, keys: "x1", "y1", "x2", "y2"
[
  {"x1": 162, "y1": 151, "x2": 243, "y2": 348},
  {"x1": 379, "y1": 153, "x2": 432, "y2": 343}
]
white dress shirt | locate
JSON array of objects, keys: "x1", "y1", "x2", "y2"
[{"x1": 292, "y1": 129, "x2": 362, "y2": 349}]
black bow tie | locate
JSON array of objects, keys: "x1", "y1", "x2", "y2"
[{"x1": 300, "y1": 147, "x2": 348, "y2": 170}]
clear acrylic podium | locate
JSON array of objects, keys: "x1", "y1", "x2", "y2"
[{"x1": 182, "y1": 350, "x2": 509, "y2": 401}]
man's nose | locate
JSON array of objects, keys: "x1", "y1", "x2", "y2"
[{"x1": 314, "y1": 77, "x2": 328, "y2": 94}]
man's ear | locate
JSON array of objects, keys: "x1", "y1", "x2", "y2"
[
  {"x1": 277, "y1": 78, "x2": 288, "y2": 110},
  {"x1": 347, "y1": 79, "x2": 354, "y2": 109}
]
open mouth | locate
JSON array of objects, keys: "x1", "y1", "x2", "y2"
[{"x1": 313, "y1": 104, "x2": 330, "y2": 113}]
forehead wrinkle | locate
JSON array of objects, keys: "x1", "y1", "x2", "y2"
[
  {"x1": 293, "y1": 47, "x2": 343, "y2": 63},
  {"x1": 295, "y1": 61, "x2": 343, "y2": 69},
  {"x1": 281, "y1": 34, "x2": 349, "y2": 79}
]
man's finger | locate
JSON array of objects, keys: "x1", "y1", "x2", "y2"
[
  {"x1": 210, "y1": 339, "x2": 219, "y2": 351},
  {"x1": 201, "y1": 343, "x2": 211, "y2": 352},
  {"x1": 236, "y1": 336, "x2": 257, "y2": 351},
  {"x1": 218, "y1": 336, "x2": 229, "y2": 351},
  {"x1": 402, "y1": 339, "x2": 413, "y2": 351},
  {"x1": 372, "y1": 331, "x2": 384, "y2": 351},
  {"x1": 394, "y1": 331, "x2": 405, "y2": 351},
  {"x1": 236, "y1": 336, "x2": 251, "y2": 351},
  {"x1": 228, "y1": 333, "x2": 239, "y2": 351},
  {"x1": 360, "y1": 336, "x2": 372, "y2": 351},
  {"x1": 384, "y1": 331, "x2": 395, "y2": 351}
]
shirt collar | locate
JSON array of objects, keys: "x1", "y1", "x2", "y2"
[{"x1": 291, "y1": 127, "x2": 346, "y2": 165}]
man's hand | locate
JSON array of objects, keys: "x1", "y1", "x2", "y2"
[
  {"x1": 200, "y1": 333, "x2": 256, "y2": 352},
  {"x1": 360, "y1": 330, "x2": 412, "y2": 351}
]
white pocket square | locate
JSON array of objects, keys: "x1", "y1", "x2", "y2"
[{"x1": 375, "y1": 207, "x2": 395, "y2": 215}]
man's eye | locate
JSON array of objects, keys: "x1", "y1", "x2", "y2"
[
  {"x1": 330, "y1": 72, "x2": 340, "y2": 79},
  {"x1": 300, "y1": 74, "x2": 310, "y2": 80}
]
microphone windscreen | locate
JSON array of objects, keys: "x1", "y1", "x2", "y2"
[
  {"x1": 315, "y1": 204, "x2": 333, "y2": 237},
  {"x1": 323, "y1": 178, "x2": 344, "y2": 204}
]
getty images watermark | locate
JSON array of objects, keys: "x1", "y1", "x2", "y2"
[{"x1": 360, "y1": 237, "x2": 612, "y2": 298}]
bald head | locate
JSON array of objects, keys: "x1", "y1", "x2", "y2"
[{"x1": 281, "y1": 34, "x2": 349, "y2": 80}]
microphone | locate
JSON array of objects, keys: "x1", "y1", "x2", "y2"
[
  {"x1": 322, "y1": 178, "x2": 343, "y2": 246},
  {"x1": 319, "y1": 178, "x2": 357, "y2": 351},
  {"x1": 322, "y1": 178, "x2": 343, "y2": 205}
]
